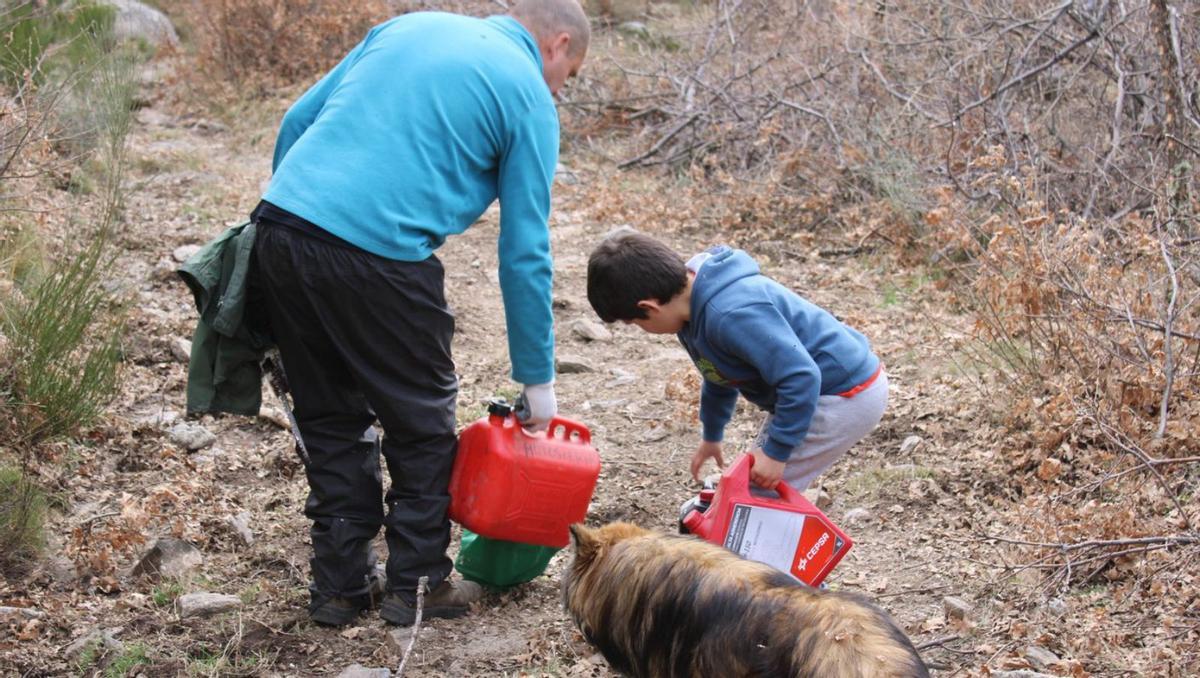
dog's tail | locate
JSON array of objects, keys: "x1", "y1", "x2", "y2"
[{"x1": 796, "y1": 589, "x2": 930, "y2": 678}]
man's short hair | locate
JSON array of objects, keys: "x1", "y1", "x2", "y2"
[
  {"x1": 511, "y1": 0, "x2": 591, "y2": 57},
  {"x1": 587, "y1": 230, "x2": 688, "y2": 323}
]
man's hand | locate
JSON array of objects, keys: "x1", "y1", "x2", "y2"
[
  {"x1": 690, "y1": 440, "x2": 726, "y2": 482},
  {"x1": 749, "y1": 448, "x2": 786, "y2": 490},
  {"x1": 516, "y1": 382, "x2": 556, "y2": 432}
]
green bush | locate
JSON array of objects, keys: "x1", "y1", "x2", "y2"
[
  {"x1": 0, "y1": 465, "x2": 46, "y2": 577},
  {"x1": 0, "y1": 1, "x2": 117, "y2": 89},
  {"x1": 0, "y1": 237, "x2": 124, "y2": 445}
]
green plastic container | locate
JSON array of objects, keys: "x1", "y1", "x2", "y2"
[{"x1": 454, "y1": 529, "x2": 559, "y2": 588}]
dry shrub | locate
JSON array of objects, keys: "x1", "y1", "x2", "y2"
[{"x1": 174, "y1": 0, "x2": 393, "y2": 89}]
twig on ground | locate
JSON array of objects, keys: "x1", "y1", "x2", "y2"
[{"x1": 396, "y1": 575, "x2": 430, "y2": 678}]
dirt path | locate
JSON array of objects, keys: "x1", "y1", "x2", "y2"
[{"x1": 6, "y1": 63, "x2": 1071, "y2": 677}]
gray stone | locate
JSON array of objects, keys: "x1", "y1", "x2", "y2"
[
  {"x1": 226, "y1": 511, "x2": 254, "y2": 547},
  {"x1": 171, "y1": 244, "x2": 201, "y2": 263},
  {"x1": 604, "y1": 371, "x2": 637, "y2": 387},
  {"x1": 0, "y1": 606, "x2": 44, "y2": 620},
  {"x1": 802, "y1": 488, "x2": 832, "y2": 509},
  {"x1": 338, "y1": 666, "x2": 392, "y2": 678},
  {"x1": 170, "y1": 337, "x2": 191, "y2": 362},
  {"x1": 843, "y1": 507, "x2": 873, "y2": 524},
  {"x1": 640, "y1": 425, "x2": 670, "y2": 443},
  {"x1": 386, "y1": 626, "x2": 435, "y2": 652},
  {"x1": 555, "y1": 163, "x2": 580, "y2": 186},
  {"x1": 169, "y1": 422, "x2": 216, "y2": 451},
  {"x1": 556, "y1": 356, "x2": 596, "y2": 374},
  {"x1": 131, "y1": 538, "x2": 202, "y2": 580},
  {"x1": 942, "y1": 596, "x2": 972, "y2": 622},
  {"x1": 178, "y1": 592, "x2": 242, "y2": 619},
  {"x1": 1047, "y1": 597, "x2": 1068, "y2": 616},
  {"x1": 1024, "y1": 645, "x2": 1060, "y2": 670},
  {"x1": 102, "y1": 0, "x2": 179, "y2": 47},
  {"x1": 617, "y1": 21, "x2": 650, "y2": 38},
  {"x1": 571, "y1": 318, "x2": 612, "y2": 342},
  {"x1": 257, "y1": 407, "x2": 290, "y2": 430},
  {"x1": 899, "y1": 435, "x2": 923, "y2": 454},
  {"x1": 66, "y1": 627, "x2": 123, "y2": 660}
]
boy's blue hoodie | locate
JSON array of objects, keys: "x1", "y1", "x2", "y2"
[{"x1": 677, "y1": 246, "x2": 880, "y2": 461}]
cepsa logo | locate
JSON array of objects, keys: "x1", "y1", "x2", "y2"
[{"x1": 795, "y1": 531, "x2": 830, "y2": 572}]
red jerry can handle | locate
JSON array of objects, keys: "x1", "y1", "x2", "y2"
[
  {"x1": 724, "y1": 453, "x2": 804, "y2": 504},
  {"x1": 518, "y1": 415, "x2": 592, "y2": 445}
]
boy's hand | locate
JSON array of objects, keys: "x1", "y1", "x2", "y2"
[
  {"x1": 749, "y1": 449, "x2": 785, "y2": 490},
  {"x1": 690, "y1": 440, "x2": 725, "y2": 481}
]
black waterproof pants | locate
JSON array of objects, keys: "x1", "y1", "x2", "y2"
[{"x1": 253, "y1": 218, "x2": 457, "y2": 609}]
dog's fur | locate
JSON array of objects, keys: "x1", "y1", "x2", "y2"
[{"x1": 562, "y1": 522, "x2": 929, "y2": 678}]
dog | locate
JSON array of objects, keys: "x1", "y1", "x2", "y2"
[{"x1": 562, "y1": 522, "x2": 929, "y2": 678}]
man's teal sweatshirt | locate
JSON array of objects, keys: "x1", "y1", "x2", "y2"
[{"x1": 263, "y1": 12, "x2": 558, "y2": 385}]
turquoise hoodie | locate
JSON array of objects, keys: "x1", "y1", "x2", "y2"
[
  {"x1": 678, "y1": 247, "x2": 880, "y2": 461},
  {"x1": 263, "y1": 12, "x2": 558, "y2": 385}
]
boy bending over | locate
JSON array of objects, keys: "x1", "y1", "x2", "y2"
[{"x1": 587, "y1": 231, "x2": 887, "y2": 492}]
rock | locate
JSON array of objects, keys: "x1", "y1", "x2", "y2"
[
  {"x1": 571, "y1": 318, "x2": 612, "y2": 342},
  {"x1": 899, "y1": 435, "x2": 923, "y2": 455},
  {"x1": 337, "y1": 665, "x2": 392, "y2": 678},
  {"x1": 66, "y1": 627, "x2": 123, "y2": 660},
  {"x1": 226, "y1": 511, "x2": 254, "y2": 547},
  {"x1": 1024, "y1": 645, "x2": 1060, "y2": 670},
  {"x1": 168, "y1": 422, "x2": 216, "y2": 450},
  {"x1": 170, "y1": 337, "x2": 191, "y2": 362},
  {"x1": 617, "y1": 21, "x2": 650, "y2": 38},
  {"x1": 843, "y1": 507, "x2": 873, "y2": 524},
  {"x1": 942, "y1": 596, "x2": 972, "y2": 622},
  {"x1": 188, "y1": 119, "x2": 230, "y2": 135},
  {"x1": 151, "y1": 257, "x2": 178, "y2": 281},
  {"x1": 555, "y1": 163, "x2": 580, "y2": 186},
  {"x1": 257, "y1": 406, "x2": 290, "y2": 430},
  {"x1": 171, "y1": 244, "x2": 201, "y2": 263},
  {"x1": 1047, "y1": 597, "x2": 1068, "y2": 616},
  {"x1": 386, "y1": 626, "x2": 435, "y2": 653},
  {"x1": 0, "y1": 606, "x2": 44, "y2": 621},
  {"x1": 640, "y1": 425, "x2": 670, "y2": 442},
  {"x1": 131, "y1": 538, "x2": 203, "y2": 580},
  {"x1": 992, "y1": 672, "x2": 1056, "y2": 678},
  {"x1": 802, "y1": 488, "x2": 832, "y2": 509},
  {"x1": 177, "y1": 592, "x2": 242, "y2": 619},
  {"x1": 604, "y1": 368, "x2": 637, "y2": 387},
  {"x1": 102, "y1": 0, "x2": 179, "y2": 48},
  {"x1": 556, "y1": 356, "x2": 596, "y2": 373}
]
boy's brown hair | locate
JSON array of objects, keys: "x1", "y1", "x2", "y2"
[{"x1": 587, "y1": 231, "x2": 688, "y2": 323}]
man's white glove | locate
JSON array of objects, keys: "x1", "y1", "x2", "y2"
[{"x1": 515, "y1": 382, "x2": 556, "y2": 432}]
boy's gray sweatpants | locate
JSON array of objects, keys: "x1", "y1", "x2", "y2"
[{"x1": 755, "y1": 372, "x2": 889, "y2": 492}]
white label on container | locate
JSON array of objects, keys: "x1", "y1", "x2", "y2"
[{"x1": 723, "y1": 504, "x2": 805, "y2": 575}]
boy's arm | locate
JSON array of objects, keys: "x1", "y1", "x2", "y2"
[
  {"x1": 716, "y1": 305, "x2": 820, "y2": 461},
  {"x1": 271, "y1": 22, "x2": 387, "y2": 171},
  {"x1": 699, "y1": 379, "x2": 739, "y2": 443}
]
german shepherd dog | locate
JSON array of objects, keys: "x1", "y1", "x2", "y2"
[{"x1": 562, "y1": 522, "x2": 929, "y2": 678}]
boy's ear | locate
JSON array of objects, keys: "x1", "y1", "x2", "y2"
[{"x1": 636, "y1": 299, "x2": 662, "y2": 315}]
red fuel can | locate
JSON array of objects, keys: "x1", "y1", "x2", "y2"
[
  {"x1": 449, "y1": 399, "x2": 601, "y2": 549},
  {"x1": 681, "y1": 454, "x2": 852, "y2": 587}
]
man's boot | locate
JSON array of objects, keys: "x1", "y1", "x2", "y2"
[{"x1": 380, "y1": 578, "x2": 483, "y2": 626}]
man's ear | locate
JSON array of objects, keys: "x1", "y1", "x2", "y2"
[{"x1": 551, "y1": 31, "x2": 571, "y2": 59}]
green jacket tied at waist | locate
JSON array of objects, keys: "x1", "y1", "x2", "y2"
[{"x1": 177, "y1": 221, "x2": 273, "y2": 416}]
